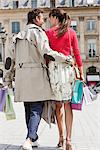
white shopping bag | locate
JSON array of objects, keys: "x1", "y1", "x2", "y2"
[{"x1": 83, "y1": 85, "x2": 97, "y2": 105}]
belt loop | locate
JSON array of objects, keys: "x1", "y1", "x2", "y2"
[{"x1": 19, "y1": 63, "x2": 23, "y2": 68}]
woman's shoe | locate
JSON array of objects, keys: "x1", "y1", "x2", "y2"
[
  {"x1": 66, "y1": 140, "x2": 72, "y2": 150},
  {"x1": 57, "y1": 139, "x2": 64, "y2": 148}
]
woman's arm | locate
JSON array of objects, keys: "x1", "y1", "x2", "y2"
[
  {"x1": 71, "y1": 29, "x2": 84, "y2": 80},
  {"x1": 78, "y1": 66, "x2": 84, "y2": 80}
]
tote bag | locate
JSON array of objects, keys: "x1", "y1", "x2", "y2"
[
  {"x1": 49, "y1": 61, "x2": 75, "y2": 101},
  {"x1": 0, "y1": 88, "x2": 7, "y2": 112},
  {"x1": 71, "y1": 80, "x2": 84, "y2": 110},
  {"x1": 4, "y1": 94, "x2": 16, "y2": 120}
]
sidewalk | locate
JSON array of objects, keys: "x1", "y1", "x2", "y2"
[{"x1": 0, "y1": 94, "x2": 100, "y2": 150}]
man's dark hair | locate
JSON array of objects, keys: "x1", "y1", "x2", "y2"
[{"x1": 27, "y1": 8, "x2": 43, "y2": 24}]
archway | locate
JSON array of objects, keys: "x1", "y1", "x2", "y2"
[{"x1": 86, "y1": 66, "x2": 100, "y2": 87}]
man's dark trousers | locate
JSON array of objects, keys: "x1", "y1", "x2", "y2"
[{"x1": 24, "y1": 101, "x2": 44, "y2": 142}]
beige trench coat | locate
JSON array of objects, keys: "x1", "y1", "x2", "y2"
[{"x1": 4, "y1": 24, "x2": 73, "y2": 102}]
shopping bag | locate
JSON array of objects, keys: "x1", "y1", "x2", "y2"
[
  {"x1": 83, "y1": 84, "x2": 97, "y2": 105},
  {"x1": 93, "y1": 82, "x2": 100, "y2": 94},
  {"x1": 71, "y1": 100, "x2": 83, "y2": 110},
  {"x1": 0, "y1": 87, "x2": 7, "y2": 112},
  {"x1": 74, "y1": 66, "x2": 80, "y2": 79},
  {"x1": 71, "y1": 80, "x2": 84, "y2": 110},
  {"x1": 89, "y1": 87, "x2": 97, "y2": 101},
  {"x1": 4, "y1": 94, "x2": 16, "y2": 120}
]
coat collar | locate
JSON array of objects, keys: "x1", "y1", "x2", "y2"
[
  {"x1": 26, "y1": 24, "x2": 42, "y2": 31},
  {"x1": 13, "y1": 24, "x2": 43, "y2": 43}
]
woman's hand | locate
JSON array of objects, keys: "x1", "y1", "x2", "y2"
[
  {"x1": 80, "y1": 73, "x2": 85, "y2": 81},
  {"x1": 78, "y1": 66, "x2": 85, "y2": 82}
]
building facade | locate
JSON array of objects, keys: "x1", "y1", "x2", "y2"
[{"x1": 0, "y1": 0, "x2": 100, "y2": 85}]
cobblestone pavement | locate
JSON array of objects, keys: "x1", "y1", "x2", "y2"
[{"x1": 0, "y1": 94, "x2": 100, "y2": 150}]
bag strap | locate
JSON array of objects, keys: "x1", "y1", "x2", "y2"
[
  {"x1": 68, "y1": 29, "x2": 81, "y2": 79},
  {"x1": 68, "y1": 28, "x2": 73, "y2": 56}
]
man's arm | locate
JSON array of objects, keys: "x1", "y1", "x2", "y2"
[
  {"x1": 3, "y1": 43, "x2": 15, "y2": 88},
  {"x1": 32, "y1": 28, "x2": 74, "y2": 64}
]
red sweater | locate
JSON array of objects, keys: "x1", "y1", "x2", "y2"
[{"x1": 46, "y1": 27, "x2": 82, "y2": 67}]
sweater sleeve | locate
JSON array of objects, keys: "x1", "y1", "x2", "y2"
[
  {"x1": 71, "y1": 29, "x2": 83, "y2": 67},
  {"x1": 45, "y1": 30, "x2": 51, "y2": 45},
  {"x1": 45, "y1": 30, "x2": 50, "y2": 38}
]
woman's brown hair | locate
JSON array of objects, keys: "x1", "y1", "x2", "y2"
[{"x1": 49, "y1": 8, "x2": 70, "y2": 37}]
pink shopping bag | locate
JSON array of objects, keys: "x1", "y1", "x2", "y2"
[{"x1": 71, "y1": 99, "x2": 83, "y2": 110}]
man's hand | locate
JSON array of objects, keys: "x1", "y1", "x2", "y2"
[{"x1": 0, "y1": 83, "x2": 4, "y2": 88}]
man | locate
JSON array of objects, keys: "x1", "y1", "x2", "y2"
[{"x1": 4, "y1": 9, "x2": 73, "y2": 150}]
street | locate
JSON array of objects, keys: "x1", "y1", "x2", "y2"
[{"x1": 0, "y1": 94, "x2": 100, "y2": 150}]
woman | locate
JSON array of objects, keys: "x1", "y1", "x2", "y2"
[{"x1": 46, "y1": 9, "x2": 84, "y2": 150}]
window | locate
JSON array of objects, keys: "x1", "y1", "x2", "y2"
[
  {"x1": 87, "y1": 20, "x2": 96, "y2": 31},
  {"x1": 0, "y1": 44, "x2": 2, "y2": 62},
  {"x1": 2, "y1": 0, "x2": 9, "y2": 7},
  {"x1": 31, "y1": 0, "x2": 37, "y2": 8},
  {"x1": 12, "y1": 22, "x2": 20, "y2": 33},
  {"x1": 88, "y1": 39, "x2": 96, "y2": 57},
  {"x1": 71, "y1": 20, "x2": 77, "y2": 31},
  {"x1": 97, "y1": 0, "x2": 100, "y2": 4},
  {"x1": 50, "y1": 0, "x2": 55, "y2": 7},
  {"x1": 23, "y1": 0, "x2": 29, "y2": 7},
  {"x1": 72, "y1": 0, "x2": 75, "y2": 6},
  {"x1": 87, "y1": 0, "x2": 94, "y2": 5},
  {"x1": 69, "y1": 0, "x2": 75, "y2": 7},
  {"x1": 88, "y1": 66, "x2": 96, "y2": 73},
  {"x1": 78, "y1": 0, "x2": 84, "y2": 5},
  {"x1": 40, "y1": 0, "x2": 47, "y2": 6},
  {"x1": 13, "y1": 1, "x2": 19, "y2": 8},
  {"x1": 59, "y1": 0, "x2": 66, "y2": 5}
]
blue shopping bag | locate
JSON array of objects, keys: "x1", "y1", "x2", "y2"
[{"x1": 71, "y1": 80, "x2": 84, "y2": 110}]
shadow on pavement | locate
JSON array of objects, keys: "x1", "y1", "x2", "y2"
[
  {"x1": 20, "y1": 146, "x2": 61, "y2": 150},
  {"x1": 33, "y1": 147, "x2": 61, "y2": 150},
  {"x1": 0, "y1": 144, "x2": 62, "y2": 150},
  {"x1": 0, "y1": 144, "x2": 22, "y2": 149}
]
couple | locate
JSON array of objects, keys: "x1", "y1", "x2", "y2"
[{"x1": 4, "y1": 8, "x2": 84, "y2": 150}]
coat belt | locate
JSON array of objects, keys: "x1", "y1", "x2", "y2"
[{"x1": 16, "y1": 62, "x2": 46, "y2": 69}]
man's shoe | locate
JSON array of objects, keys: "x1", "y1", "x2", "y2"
[
  {"x1": 22, "y1": 140, "x2": 33, "y2": 150},
  {"x1": 32, "y1": 140, "x2": 39, "y2": 147}
]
